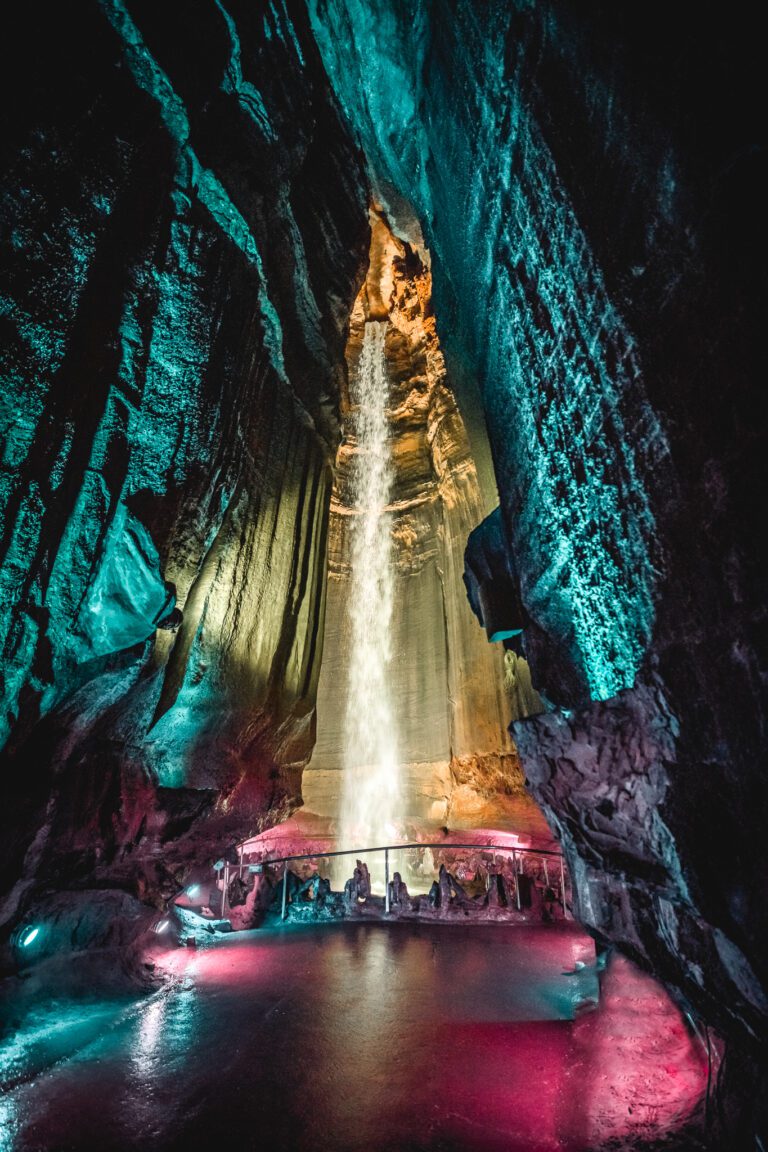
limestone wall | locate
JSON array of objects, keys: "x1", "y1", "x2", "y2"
[
  {"x1": 0, "y1": 0, "x2": 369, "y2": 913},
  {"x1": 303, "y1": 216, "x2": 531, "y2": 829}
]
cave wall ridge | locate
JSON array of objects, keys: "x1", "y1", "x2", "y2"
[
  {"x1": 0, "y1": 0, "x2": 369, "y2": 915},
  {"x1": 308, "y1": 0, "x2": 768, "y2": 1079}
]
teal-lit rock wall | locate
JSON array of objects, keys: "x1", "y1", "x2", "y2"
[
  {"x1": 1, "y1": 4, "x2": 764, "y2": 1131},
  {"x1": 0, "y1": 0, "x2": 368, "y2": 908},
  {"x1": 309, "y1": 0, "x2": 767, "y2": 1125},
  {"x1": 309, "y1": 0, "x2": 668, "y2": 707}
]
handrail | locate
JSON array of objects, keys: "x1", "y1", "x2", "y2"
[
  {"x1": 238, "y1": 839, "x2": 564, "y2": 867},
  {"x1": 221, "y1": 838, "x2": 570, "y2": 922},
  {"x1": 178, "y1": 834, "x2": 569, "y2": 929}
]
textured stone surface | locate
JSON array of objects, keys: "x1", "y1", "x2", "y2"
[
  {"x1": 302, "y1": 213, "x2": 527, "y2": 830},
  {"x1": 309, "y1": 1, "x2": 766, "y2": 1135},
  {"x1": 309, "y1": 0, "x2": 669, "y2": 708},
  {"x1": 1, "y1": 4, "x2": 764, "y2": 1138},
  {"x1": 0, "y1": 1, "x2": 369, "y2": 926}
]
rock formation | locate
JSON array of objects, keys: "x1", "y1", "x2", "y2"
[
  {"x1": 302, "y1": 211, "x2": 540, "y2": 833},
  {"x1": 1, "y1": 1, "x2": 764, "y2": 1142},
  {"x1": 0, "y1": 1, "x2": 368, "y2": 926},
  {"x1": 310, "y1": 1, "x2": 766, "y2": 1137}
]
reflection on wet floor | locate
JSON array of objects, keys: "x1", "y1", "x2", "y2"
[{"x1": 1, "y1": 923, "x2": 707, "y2": 1151}]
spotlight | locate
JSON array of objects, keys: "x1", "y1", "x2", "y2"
[
  {"x1": 154, "y1": 919, "x2": 170, "y2": 934},
  {"x1": 186, "y1": 885, "x2": 201, "y2": 899},
  {"x1": 19, "y1": 925, "x2": 40, "y2": 948}
]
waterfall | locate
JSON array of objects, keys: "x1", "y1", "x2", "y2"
[{"x1": 338, "y1": 320, "x2": 400, "y2": 876}]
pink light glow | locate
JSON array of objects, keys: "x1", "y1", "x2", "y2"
[
  {"x1": 153, "y1": 932, "x2": 707, "y2": 1150},
  {"x1": 437, "y1": 954, "x2": 708, "y2": 1150},
  {"x1": 10, "y1": 925, "x2": 708, "y2": 1150}
]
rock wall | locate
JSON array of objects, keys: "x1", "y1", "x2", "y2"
[
  {"x1": 309, "y1": 0, "x2": 674, "y2": 706},
  {"x1": 303, "y1": 213, "x2": 536, "y2": 830},
  {"x1": 1, "y1": 6, "x2": 764, "y2": 1137},
  {"x1": 309, "y1": 0, "x2": 766, "y2": 1132},
  {"x1": 0, "y1": 0, "x2": 369, "y2": 921}
]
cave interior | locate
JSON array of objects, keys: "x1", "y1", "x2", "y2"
[{"x1": 0, "y1": 2, "x2": 765, "y2": 1150}]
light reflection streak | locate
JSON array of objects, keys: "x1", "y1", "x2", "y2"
[
  {"x1": 0, "y1": 929, "x2": 708, "y2": 1149},
  {"x1": 131, "y1": 995, "x2": 167, "y2": 1080}
]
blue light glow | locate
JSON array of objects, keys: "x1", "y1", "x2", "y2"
[
  {"x1": 19, "y1": 926, "x2": 39, "y2": 947},
  {"x1": 308, "y1": 0, "x2": 670, "y2": 702}
]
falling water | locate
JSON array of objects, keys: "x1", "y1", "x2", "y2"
[{"x1": 338, "y1": 320, "x2": 400, "y2": 880}]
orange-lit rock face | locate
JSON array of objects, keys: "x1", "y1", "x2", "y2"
[{"x1": 303, "y1": 213, "x2": 542, "y2": 832}]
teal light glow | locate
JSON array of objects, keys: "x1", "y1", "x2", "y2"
[
  {"x1": 215, "y1": 0, "x2": 276, "y2": 141},
  {"x1": 19, "y1": 926, "x2": 39, "y2": 947},
  {"x1": 308, "y1": 0, "x2": 669, "y2": 702},
  {"x1": 98, "y1": 0, "x2": 287, "y2": 380}
]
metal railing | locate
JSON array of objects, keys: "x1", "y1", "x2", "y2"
[{"x1": 219, "y1": 840, "x2": 568, "y2": 921}]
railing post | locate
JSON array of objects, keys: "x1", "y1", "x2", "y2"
[
  {"x1": 210, "y1": 841, "x2": 562, "y2": 924},
  {"x1": 384, "y1": 848, "x2": 390, "y2": 915}
]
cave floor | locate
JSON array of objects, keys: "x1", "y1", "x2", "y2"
[{"x1": 1, "y1": 922, "x2": 707, "y2": 1151}]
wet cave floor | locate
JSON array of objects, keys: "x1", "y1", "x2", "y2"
[{"x1": 1, "y1": 922, "x2": 708, "y2": 1152}]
